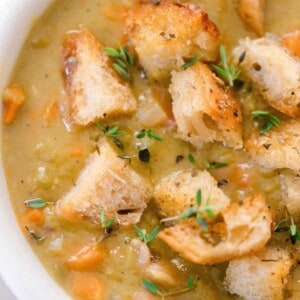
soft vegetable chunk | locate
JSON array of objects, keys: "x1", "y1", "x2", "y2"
[
  {"x1": 232, "y1": 37, "x2": 300, "y2": 118},
  {"x1": 225, "y1": 247, "x2": 295, "y2": 300},
  {"x1": 246, "y1": 120, "x2": 300, "y2": 172},
  {"x1": 62, "y1": 28, "x2": 137, "y2": 126},
  {"x1": 170, "y1": 61, "x2": 243, "y2": 149},
  {"x1": 154, "y1": 169, "x2": 230, "y2": 218},
  {"x1": 56, "y1": 139, "x2": 152, "y2": 225},
  {"x1": 125, "y1": 0, "x2": 220, "y2": 80},
  {"x1": 236, "y1": 0, "x2": 265, "y2": 36},
  {"x1": 159, "y1": 195, "x2": 271, "y2": 264}
]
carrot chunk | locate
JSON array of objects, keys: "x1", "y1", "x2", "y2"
[
  {"x1": 2, "y1": 84, "x2": 26, "y2": 125},
  {"x1": 20, "y1": 209, "x2": 45, "y2": 226},
  {"x1": 283, "y1": 30, "x2": 300, "y2": 57},
  {"x1": 71, "y1": 272, "x2": 106, "y2": 300},
  {"x1": 65, "y1": 244, "x2": 105, "y2": 271}
]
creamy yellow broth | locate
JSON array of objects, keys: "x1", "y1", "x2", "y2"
[{"x1": 2, "y1": 0, "x2": 300, "y2": 299}]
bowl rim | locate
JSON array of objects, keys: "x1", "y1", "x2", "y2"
[{"x1": 0, "y1": 1, "x2": 69, "y2": 299}]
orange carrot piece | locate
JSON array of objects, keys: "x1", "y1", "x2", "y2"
[
  {"x1": 71, "y1": 272, "x2": 106, "y2": 300},
  {"x1": 44, "y1": 101, "x2": 60, "y2": 122},
  {"x1": 283, "y1": 30, "x2": 300, "y2": 58},
  {"x1": 2, "y1": 84, "x2": 26, "y2": 125},
  {"x1": 65, "y1": 244, "x2": 105, "y2": 271},
  {"x1": 20, "y1": 209, "x2": 45, "y2": 226}
]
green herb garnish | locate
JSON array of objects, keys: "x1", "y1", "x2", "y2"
[
  {"x1": 24, "y1": 198, "x2": 47, "y2": 209},
  {"x1": 252, "y1": 111, "x2": 281, "y2": 134},
  {"x1": 100, "y1": 209, "x2": 115, "y2": 228},
  {"x1": 104, "y1": 42, "x2": 134, "y2": 81},
  {"x1": 136, "y1": 129, "x2": 163, "y2": 141},
  {"x1": 180, "y1": 56, "x2": 202, "y2": 70},
  {"x1": 134, "y1": 225, "x2": 159, "y2": 244},
  {"x1": 211, "y1": 44, "x2": 240, "y2": 87},
  {"x1": 142, "y1": 275, "x2": 194, "y2": 298},
  {"x1": 188, "y1": 153, "x2": 195, "y2": 165},
  {"x1": 206, "y1": 161, "x2": 228, "y2": 170}
]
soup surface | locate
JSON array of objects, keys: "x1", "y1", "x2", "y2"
[{"x1": 2, "y1": 0, "x2": 300, "y2": 299}]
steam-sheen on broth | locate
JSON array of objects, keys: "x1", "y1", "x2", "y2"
[{"x1": 2, "y1": 0, "x2": 300, "y2": 299}]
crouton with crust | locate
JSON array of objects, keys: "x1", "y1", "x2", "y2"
[
  {"x1": 280, "y1": 171, "x2": 300, "y2": 215},
  {"x1": 169, "y1": 61, "x2": 243, "y2": 149},
  {"x1": 154, "y1": 169, "x2": 230, "y2": 218},
  {"x1": 236, "y1": 0, "x2": 265, "y2": 36},
  {"x1": 232, "y1": 37, "x2": 300, "y2": 118},
  {"x1": 125, "y1": 0, "x2": 220, "y2": 80},
  {"x1": 62, "y1": 28, "x2": 137, "y2": 126},
  {"x1": 246, "y1": 120, "x2": 300, "y2": 172},
  {"x1": 56, "y1": 138, "x2": 152, "y2": 225},
  {"x1": 159, "y1": 195, "x2": 272, "y2": 264},
  {"x1": 225, "y1": 247, "x2": 295, "y2": 300}
]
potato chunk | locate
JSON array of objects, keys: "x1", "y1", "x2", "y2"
[
  {"x1": 246, "y1": 120, "x2": 300, "y2": 172},
  {"x1": 159, "y1": 195, "x2": 271, "y2": 264},
  {"x1": 225, "y1": 247, "x2": 295, "y2": 300},
  {"x1": 232, "y1": 37, "x2": 300, "y2": 118},
  {"x1": 62, "y1": 28, "x2": 136, "y2": 126},
  {"x1": 125, "y1": 0, "x2": 220, "y2": 80},
  {"x1": 236, "y1": 0, "x2": 265, "y2": 36},
  {"x1": 154, "y1": 169, "x2": 230, "y2": 218},
  {"x1": 169, "y1": 62, "x2": 243, "y2": 149},
  {"x1": 56, "y1": 139, "x2": 152, "y2": 225}
]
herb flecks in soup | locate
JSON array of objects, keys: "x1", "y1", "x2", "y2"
[{"x1": 2, "y1": 0, "x2": 300, "y2": 299}]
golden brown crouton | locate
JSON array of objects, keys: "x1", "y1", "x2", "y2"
[
  {"x1": 56, "y1": 139, "x2": 152, "y2": 225},
  {"x1": 125, "y1": 0, "x2": 220, "y2": 80},
  {"x1": 280, "y1": 170, "x2": 300, "y2": 215},
  {"x1": 283, "y1": 30, "x2": 300, "y2": 58},
  {"x1": 159, "y1": 195, "x2": 271, "y2": 264},
  {"x1": 232, "y1": 37, "x2": 300, "y2": 118},
  {"x1": 225, "y1": 247, "x2": 295, "y2": 300},
  {"x1": 246, "y1": 120, "x2": 300, "y2": 172},
  {"x1": 154, "y1": 169, "x2": 230, "y2": 218},
  {"x1": 236, "y1": 0, "x2": 265, "y2": 36},
  {"x1": 62, "y1": 28, "x2": 137, "y2": 126},
  {"x1": 169, "y1": 61, "x2": 243, "y2": 149}
]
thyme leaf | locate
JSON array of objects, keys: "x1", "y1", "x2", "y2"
[
  {"x1": 134, "y1": 225, "x2": 160, "y2": 244},
  {"x1": 180, "y1": 56, "x2": 202, "y2": 70},
  {"x1": 252, "y1": 111, "x2": 281, "y2": 134},
  {"x1": 211, "y1": 44, "x2": 240, "y2": 87},
  {"x1": 24, "y1": 198, "x2": 47, "y2": 209},
  {"x1": 188, "y1": 153, "x2": 195, "y2": 165},
  {"x1": 136, "y1": 129, "x2": 163, "y2": 141},
  {"x1": 100, "y1": 209, "x2": 115, "y2": 228},
  {"x1": 206, "y1": 161, "x2": 228, "y2": 170}
]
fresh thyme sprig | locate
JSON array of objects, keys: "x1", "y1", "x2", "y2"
[
  {"x1": 251, "y1": 111, "x2": 281, "y2": 134},
  {"x1": 136, "y1": 129, "x2": 163, "y2": 141},
  {"x1": 25, "y1": 198, "x2": 48, "y2": 209},
  {"x1": 134, "y1": 225, "x2": 160, "y2": 244},
  {"x1": 143, "y1": 275, "x2": 194, "y2": 299},
  {"x1": 96, "y1": 122, "x2": 126, "y2": 151},
  {"x1": 160, "y1": 189, "x2": 220, "y2": 231},
  {"x1": 180, "y1": 56, "x2": 202, "y2": 70},
  {"x1": 211, "y1": 44, "x2": 240, "y2": 87},
  {"x1": 100, "y1": 209, "x2": 115, "y2": 228},
  {"x1": 206, "y1": 161, "x2": 228, "y2": 170},
  {"x1": 104, "y1": 42, "x2": 134, "y2": 81}
]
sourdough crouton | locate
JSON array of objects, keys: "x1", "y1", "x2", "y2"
[
  {"x1": 159, "y1": 195, "x2": 271, "y2": 264},
  {"x1": 56, "y1": 139, "x2": 152, "y2": 225},
  {"x1": 225, "y1": 247, "x2": 295, "y2": 300},
  {"x1": 283, "y1": 30, "x2": 300, "y2": 58},
  {"x1": 280, "y1": 171, "x2": 300, "y2": 215},
  {"x1": 62, "y1": 28, "x2": 137, "y2": 126},
  {"x1": 246, "y1": 120, "x2": 300, "y2": 172},
  {"x1": 125, "y1": 0, "x2": 220, "y2": 80},
  {"x1": 154, "y1": 169, "x2": 230, "y2": 218},
  {"x1": 169, "y1": 61, "x2": 243, "y2": 149},
  {"x1": 236, "y1": 0, "x2": 265, "y2": 36},
  {"x1": 232, "y1": 37, "x2": 300, "y2": 118}
]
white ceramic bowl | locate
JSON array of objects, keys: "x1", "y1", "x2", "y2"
[{"x1": 0, "y1": 1, "x2": 68, "y2": 299}]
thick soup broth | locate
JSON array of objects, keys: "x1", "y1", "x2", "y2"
[{"x1": 2, "y1": 0, "x2": 300, "y2": 299}]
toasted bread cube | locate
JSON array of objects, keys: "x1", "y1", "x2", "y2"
[
  {"x1": 169, "y1": 61, "x2": 243, "y2": 149},
  {"x1": 62, "y1": 28, "x2": 137, "y2": 126},
  {"x1": 225, "y1": 247, "x2": 295, "y2": 300},
  {"x1": 125, "y1": 0, "x2": 220, "y2": 80},
  {"x1": 159, "y1": 195, "x2": 271, "y2": 264},
  {"x1": 236, "y1": 0, "x2": 265, "y2": 36},
  {"x1": 56, "y1": 139, "x2": 152, "y2": 225},
  {"x1": 232, "y1": 37, "x2": 300, "y2": 118},
  {"x1": 246, "y1": 120, "x2": 300, "y2": 172},
  {"x1": 154, "y1": 169, "x2": 230, "y2": 218},
  {"x1": 280, "y1": 171, "x2": 300, "y2": 215}
]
